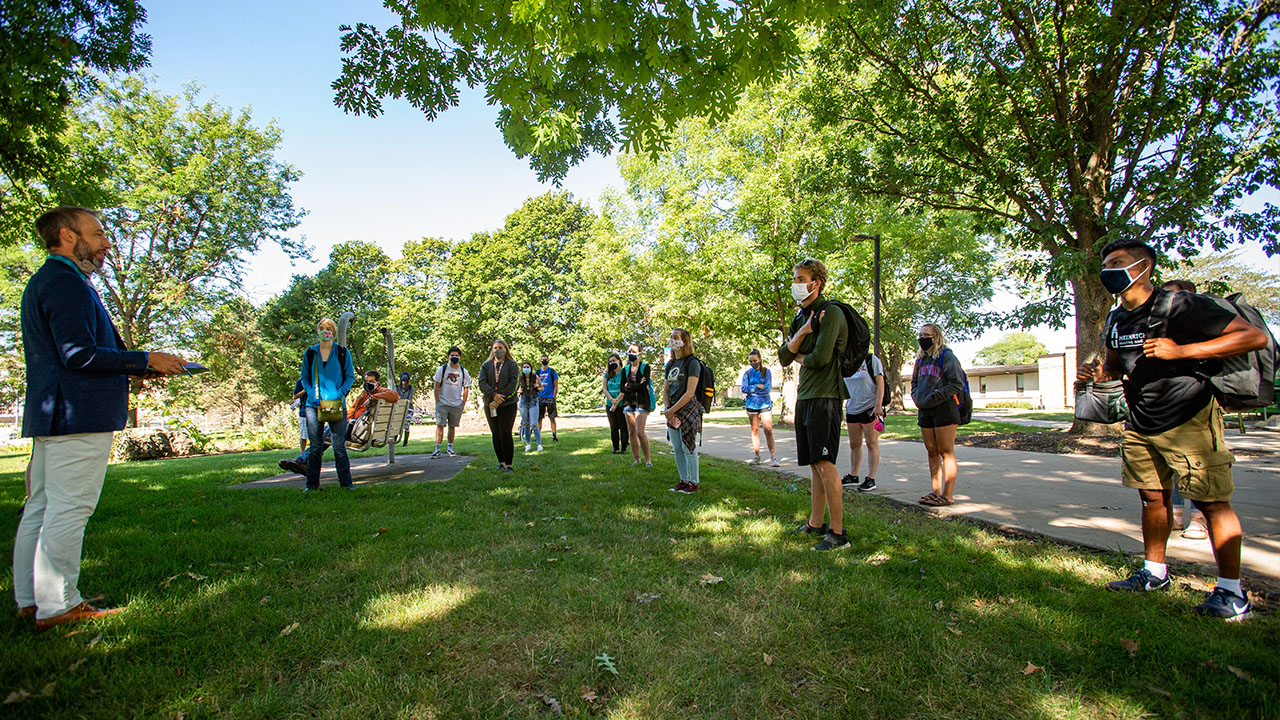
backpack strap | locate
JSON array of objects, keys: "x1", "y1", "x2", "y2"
[{"x1": 1146, "y1": 288, "x2": 1174, "y2": 340}]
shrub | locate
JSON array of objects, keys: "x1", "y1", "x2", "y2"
[
  {"x1": 243, "y1": 404, "x2": 300, "y2": 451},
  {"x1": 985, "y1": 401, "x2": 1033, "y2": 409},
  {"x1": 112, "y1": 428, "x2": 198, "y2": 462},
  {"x1": 723, "y1": 397, "x2": 745, "y2": 408}
]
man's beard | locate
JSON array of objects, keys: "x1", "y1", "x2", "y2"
[{"x1": 72, "y1": 233, "x2": 103, "y2": 274}]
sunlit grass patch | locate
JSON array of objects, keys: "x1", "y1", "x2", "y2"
[{"x1": 360, "y1": 584, "x2": 478, "y2": 630}]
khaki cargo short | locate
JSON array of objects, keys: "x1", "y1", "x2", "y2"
[{"x1": 1120, "y1": 397, "x2": 1234, "y2": 502}]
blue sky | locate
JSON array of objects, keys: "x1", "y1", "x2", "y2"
[{"x1": 139, "y1": 0, "x2": 1277, "y2": 362}]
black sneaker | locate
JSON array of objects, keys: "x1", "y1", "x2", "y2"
[
  {"x1": 857, "y1": 477, "x2": 877, "y2": 492},
  {"x1": 812, "y1": 530, "x2": 851, "y2": 551},
  {"x1": 553, "y1": 433, "x2": 559, "y2": 442},
  {"x1": 1193, "y1": 587, "x2": 1253, "y2": 622},
  {"x1": 841, "y1": 474, "x2": 858, "y2": 487},
  {"x1": 1106, "y1": 568, "x2": 1171, "y2": 592},
  {"x1": 785, "y1": 521, "x2": 827, "y2": 536}
]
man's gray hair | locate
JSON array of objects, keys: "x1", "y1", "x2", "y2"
[{"x1": 35, "y1": 206, "x2": 99, "y2": 250}]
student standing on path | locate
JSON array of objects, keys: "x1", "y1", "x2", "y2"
[
  {"x1": 480, "y1": 340, "x2": 520, "y2": 472},
  {"x1": 779, "y1": 258, "x2": 850, "y2": 551},
  {"x1": 603, "y1": 353, "x2": 630, "y2": 455},
  {"x1": 1081, "y1": 239, "x2": 1265, "y2": 621},
  {"x1": 432, "y1": 346, "x2": 471, "y2": 458},
  {"x1": 518, "y1": 360, "x2": 543, "y2": 452},
  {"x1": 396, "y1": 371, "x2": 414, "y2": 447},
  {"x1": 911, "y1": 324, "x2": 964, "y2": 507},
  {"x1": 842, "y1": 354, "x2": 886, "y2": 492},
  {"x1": 300, "y1": 318, "x2": 358, "y2": 492},
  {"x1": 536, "y1": 354, "x2": 560, "y2": 442},
  {"x1": 740, "y1": 350, "x2": 778, "y2": 466},
  {"x1": 1158, "y1": 279, "x2": 1210, "y2": 543},
  {"x1": 620, "y1": 343, "x2": 654, "y2": 466},
  {"x1": 14, "y1": 206, "x2": 186, "y2": 631},
  {"x1": 665, "y1": 329, "x2": 704, "y2": 493}
]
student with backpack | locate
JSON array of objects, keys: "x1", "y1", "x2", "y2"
[
  {"x1": 518, "y1": 359, "x2": 544, "y2": 452},
  {"x1": 664, "y1": 328, "x2": 704, "y2": 493},
  {"x1": 432, "y1": 346, "x2": 471, "y2": 458},
  {"x1": 740, "y1": 350, "x2": 778, "y2": 466},
  {"x1": 1080, "y1": 238, "x2": 1267, "y2": 621},
  {"x1": 842, "y1": 353, "x2": 886, "y2": 492},
  {"x1": 779, "y1": 258, "x2": 851, "y2": 551},
  {"x1": 603, "y1": 353, "x2": 630, "y2": 455},
  {"x1": 620, "y1": 342, "x2": 655, "y2": 467},
  {"x1": 299, "y1": 318, "x2": 357, "y2": 492},
  {"x1": 911, "y1": 323, "x2": 965, "y2": 507}
]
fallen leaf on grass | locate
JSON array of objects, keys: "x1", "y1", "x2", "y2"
[
  {"x1": 632, "y1": 592, "x2": 661, "y2": 604},
  {"x1": 87, "y1": 632, "x2": 103, "y2": 649},
  {"x1": 580, "y1": 688, "x2": 598, "y2": 702},
  {"x1": 533, "y1": 693, "x2": 563, "y2": 715},
  {"x1": 160, "y1": 574, "x2": 180, "y2": 588},
  {"x1": 763, "y1": 653, "x2": 773, "y2": 666},
  {"x1": 186, "y1": 572, "x2": 207, "y2": 581},
  {"x1": 867, "y1": 554, "x2": 889, "y2": 566},
  {"x1": 1019, "y1": 662, "x2": 1042, "y2": 676},
  {"x1": 700, "y1": 573, "x2": 725, "y2": 585},
  {"x1": 4, "y1": 690, "x2": 32, "y2": 704},
  {"x1": 68, "y1": 658, "x2": 86, "y2": 672},
  {"x1": 946, "y1": 626, "x2": 963, "y2": 636},
  {"x1": 1147, "y1": 684, "x2": 1171, "y2": 698},
  {"x1": 1120, "y1": 639, "x2": 1139, "y2": 657},
  {"x1": 259, "y1": 596, "x2": 271, "y2": 605},
  {"x1": 933, "y1": 601, "x2": 944, "y2": 611},
  {"x1": 997, "y1": 596, "x2": 1016, "y2": 605},
  {"x1": 1227, "y1": 666, "x2": 1256, "y2": 683},
  {"x1": 40, "y1": 682, "x2": 54, "y2": 697},
  {"x1": 279, "y1": 622, "x2": 300, "y2": 637}
]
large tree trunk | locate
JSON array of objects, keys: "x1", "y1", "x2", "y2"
[
  {"x1": 1066, "y1": 227, "x2": 1122, "y2": 436},
  {"x1": 884, "y1": 348, "x2": 907, "y2": 412},
  {"x1": 128, "y1": 377, "x2": 141, "y2": 428}
]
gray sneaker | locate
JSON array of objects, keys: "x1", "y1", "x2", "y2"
[
  {"x1": 1193, "y1": 587, "x2": 1253, "y2": 622},
  {"x1": 812, "y1": 530, "x2": 851, "y2": 551},
  {"x1": 785, "y1": 521, "x2": 827, "y2": 536},
  {"x1": 857, "y1": 477, "x2": 877, "y2": 492},
  {"x1": 1106, "y1": 568, "x2": 1171, "y2": 592}
]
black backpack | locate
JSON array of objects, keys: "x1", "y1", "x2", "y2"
[
  {"x1": 304, "y1": 345, "x2": 349, "y2": 380},
  {"x1": 813, "y1": 299, "x2": 871, "y2": 377},
  {"x1": 1148, "y1": 289, "x2": 1278, "y2": 412},
  {"x1": 684, "y1": 356, "x2": 716, "y2": 412}
]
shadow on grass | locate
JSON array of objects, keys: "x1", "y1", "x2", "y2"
[{"x1": 0, "y1": 432, "x2": 1275, "y2": 719}]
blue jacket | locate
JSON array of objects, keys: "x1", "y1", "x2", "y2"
[
  {"x1": 740, "y1": 366, "x2": 773, "y2": 410},
  {"x1": 21, "y1": 256, "x2": 150, "y2": 437},
  {"x1": 299, "y1": 343, "x2": 356, "y2": 408}
]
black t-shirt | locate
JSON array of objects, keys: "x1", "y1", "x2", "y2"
[
  {"x1": 1107, "y1": 289, "x2": 1237, "y2": 434},
  {"x1": 665, "y1": 357, "x2": 702, "y2": 407}
]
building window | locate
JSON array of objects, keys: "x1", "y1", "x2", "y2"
[
  {"x1": 1015, "y1": 374, "x2": 1025, "y2": 393},
  {"x1": 979, "y1": 379, "x2": 987, "y2": 395}
]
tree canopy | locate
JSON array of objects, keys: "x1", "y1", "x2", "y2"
[{"x1": 975, "y1": 332, "x2": 1049, "y2": 367}]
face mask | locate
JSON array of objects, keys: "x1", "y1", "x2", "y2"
[
  {"x1": 627, "y1": 353, "x2": 637, "y2": 363},
  {"x1": 791, "y1": 281, "x2": 815, "y2": 304},
  {"x1": 541, "y1": 359, "x2": 549, "y2": 366},
  {"x1": 918, "y1": 337, "x2": 934, "y2": 351},
  {"x1": 449, "y1": 356, "x2": 460, "y2": 365},
  {"x1": 608, "y1": 361, "x2": 619, "y2": 370},
  {"x1": 495, "y1": 349, "x2": 506, "y2": 359},
  {"x1": 522, "y1": 366, "x2": 531, "y2": 374},
  {"x1": 750, "y1": 360, "x2": 760, "y2": 367},
  {"x1": 364, "y1": 381, "x2": 376, "y2": 392},
  {"x1": 670, "y1": 339, "x2": 684, "y2": 351},
  {"x1": 1100, "y1": 258, "x2": 1148, "y2": 294},
  {"x1": 319, "y1": 330, "x2": 335, "y2": 341}
]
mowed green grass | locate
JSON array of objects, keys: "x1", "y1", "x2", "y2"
[{"x1": 1, "y1": 430, "x2": 1275, "y2": 719}]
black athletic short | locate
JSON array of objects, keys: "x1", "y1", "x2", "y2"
[
  {"x1": 845, "y1": 408, "x2": 876, "y2": 425},
  {"x1": 795, "y1": 398, "x2": 842, "y2": 466},
  {"x1": 539, "y1": 399, "x2": 558, "y2": 420},
  {"x1": 917, "y1": 398, "x2": 961, "y2": 428}
]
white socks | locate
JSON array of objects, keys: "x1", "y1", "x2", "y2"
[
  {"x1": 1144, "y1": 560, "x2": 1168, "y2": 580},
  {"x1": 1217, "y1": 577, "x2": 1242, "y2": 596}
]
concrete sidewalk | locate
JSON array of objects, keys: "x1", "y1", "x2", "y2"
[{"x1": 619, "y1": 418, "x2": 1280, "y2": 583}]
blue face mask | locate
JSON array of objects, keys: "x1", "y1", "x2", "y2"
[
  {"x1": 1100, "y1": 258, "x2": 1148, "y2": 295},
  {"x1": 522, "y1": 367, "x2": 531, "y2": 374}
]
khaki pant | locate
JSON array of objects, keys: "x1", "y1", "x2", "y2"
[
  {"x1": 12, "y1": 432, "x2": 113, "y2": 618},
  {"x1": 1121, "y1": 398, "x2": 1234, "y2": 502}
]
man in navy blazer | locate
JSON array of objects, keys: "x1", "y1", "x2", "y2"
[{"x1": 13, "y1": 206, "x2": 186, "y2": 632}]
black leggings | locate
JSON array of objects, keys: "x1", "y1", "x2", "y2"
[
  {"x1": 487, "y1": 403, "x2": 518, "y2": 465},
  {"x1": 607, "y1": 406, "x2": 630, "y2": 452}
]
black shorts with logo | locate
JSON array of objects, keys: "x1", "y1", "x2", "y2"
[
  {"x1": 539, "y1": 399, "x2": 558, "y2": 420},
  {"x1": 917, "y1": 399, "x2": 961, "y2": 428},
  {"x1": 795, "y1": 398, "x2": 842, "y2": 466}
]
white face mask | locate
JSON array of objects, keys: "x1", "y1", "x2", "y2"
[
  {"x1": 791, "y1": 281, "x2": 815, "y2": 304},
  {"x1": 670, "y1": 339, "x2": 684, "y2": 351}
]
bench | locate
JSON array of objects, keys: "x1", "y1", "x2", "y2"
[{"x1": 347, "y1": 398, "x2": 411, "y2": 452}]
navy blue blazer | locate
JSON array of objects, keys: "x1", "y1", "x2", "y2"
[{"x1": 21, "y1": 256, "x2": 150, "y2": 437}]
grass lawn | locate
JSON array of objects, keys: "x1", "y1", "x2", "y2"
[
  {"x1": 705, "y1": 412, "x2": 1059, "y2": 440},
  {"x1": 2, "y1": 429, "x2": 1276, "y2": 719},
  {"x1": 1005, "y1": 412, "x2": 1076, "y2": 422}
]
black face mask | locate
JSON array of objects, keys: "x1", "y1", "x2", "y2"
[
  {"x1": 627, "y1": 353, "x2": 637, "y2": 363},
  {"x1": 918, "y1": 337, "x2": 934, "y2": 351},
  {"x1": 608, "y1": 361, "x2": 619, "y2": 370},
  {"x1": 449, "y1": 356, "x2": 460, "y2": 365},
  {"x1": 542, "y1": 359, "x2": 549, "y2": 366},
  {"x1": 364, "y1": 381, "x2": 376, "y2": 392}
]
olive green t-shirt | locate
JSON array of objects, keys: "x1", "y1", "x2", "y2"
[{"x1": 778, "y1": 297, "x2": 849, "y2": 401}]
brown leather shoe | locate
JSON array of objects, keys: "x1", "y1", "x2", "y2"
[
  {"x1": 16, "y1": 605, "x2": 35, "y2": 619},
  {"x1": 33, "y1": 602, "x2": 122, "y2": 632}
]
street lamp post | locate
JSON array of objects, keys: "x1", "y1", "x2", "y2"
[{"x1": 849, "y1": 233, "x2": 883, "y2": 362}]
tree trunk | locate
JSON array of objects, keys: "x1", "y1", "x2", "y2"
[
  {"x1": 884, "y1": 348, "x2": 907, "y2": 412},
  {"x1": 128, "y1": 377, "x2": 142, "y2": 428},
  {"x1": 1065, "y1": 229, "x2": 1122, "y2": 436}
]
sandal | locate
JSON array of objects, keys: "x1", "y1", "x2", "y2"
[
  {"x1": 921, "y1": 495, "x2": 954, "y2": 507},
  {"x1": 1182, "y1": 520, "x2": 1209, "y2": 540},
  {"x1": 918, "y1": 493, "x2": 941, "y2": 505}
]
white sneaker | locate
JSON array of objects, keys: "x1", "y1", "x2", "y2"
[
  {"x1": 770, "y1": 457, "x2": 780, "y2": 467},
  {"x1": 525, "y1": 443, "x2": 531, "y2": 452},
  {"x1": 748, "y1": 456, "x2": 762, "y2": 465},
  {"x1": 537, "y1": 444, "x2": 544, "y2": 452}
]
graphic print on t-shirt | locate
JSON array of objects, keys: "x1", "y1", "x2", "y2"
[
  {"x1": 536, "y1": 367, "x2": 558, "y2": 399},
  {"x1": 1109, "y1": 323, "x2": 1145, "y2": 350}
]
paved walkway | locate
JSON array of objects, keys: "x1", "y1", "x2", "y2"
[
  {"x1": 231, "y1": 453, "x2": 473, "y2": 490},
  {"x1": 598, "y1": 417, "x2": 1280, "y2": 583}
]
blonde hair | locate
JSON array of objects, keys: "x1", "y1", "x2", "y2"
[
  {"x1": 317, "y1": 318, "x2": 337, "y2": 336},
  {"x1": 671, "y1": 328, "x2": 693, "y2": 359},
  {"x1": 487, "y1": 339, "x2": 510, "y2": 364},
  {"x1": 793, "y1": 258, "x2": 828, "y2": 292},
  {"x1": 916, "y1": 323, "x2": 946, "y2": 360}
]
